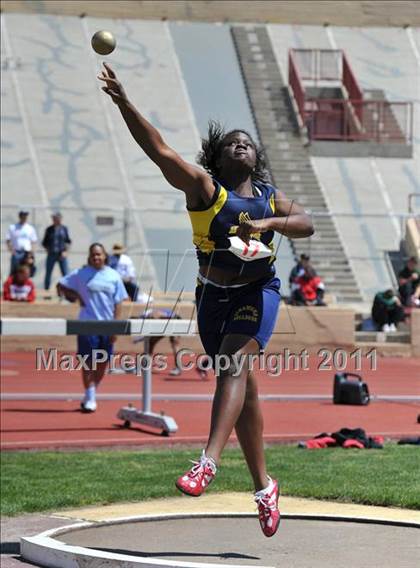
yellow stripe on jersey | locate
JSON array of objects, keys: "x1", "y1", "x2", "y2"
[
  {"x1": 188, "y1": 186, "x2": 228, "y2": 253},
  {"x1": 269, "y1": 193, "x2": 275, "y2": 214}
]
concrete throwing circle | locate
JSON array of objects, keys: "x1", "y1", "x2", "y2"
[{"x1": 21, "y1": 514, "x2": 420, "y2": 568}]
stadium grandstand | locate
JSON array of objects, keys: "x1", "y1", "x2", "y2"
[
  {"x1": 1, "y1": 1, "x2": 419, "y2": 349},
  {"x1": 1, "y1": 4, "x2": 420, "y2": 567}
]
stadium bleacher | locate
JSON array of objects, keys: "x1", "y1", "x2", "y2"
[
  {"x1": 268, "y1": 24, "x2": 419, "y2": 299},
  {"x1": 1, "y1": 10, "x2": 419, "y2": 307}
]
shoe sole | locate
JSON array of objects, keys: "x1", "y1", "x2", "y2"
[
  {"x1": 80, "y1": 404, "x2": 96, "y2": 413},
  {"x1": 175, "y1": 481, "x2": 203, "y2": 497}
]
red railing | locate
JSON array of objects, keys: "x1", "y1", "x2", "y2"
[
  {"x1": 288, "y1": 51, "x2": 305, "y2": 120},
  {"x1": 305, "y1": 99, "x2": 413, "y2": 144},
  {"x1": 288, "y1": 49, "x2": 413, "y2": 145},
  {"x1": 342, "y1": 53, "x2": 363, "y2": 121}
]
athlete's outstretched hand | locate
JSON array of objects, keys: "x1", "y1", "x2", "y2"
[{"x1": 98, "y1": 62, "x2": 129, "y2": 106}]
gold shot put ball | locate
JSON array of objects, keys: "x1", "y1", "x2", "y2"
[{"x1": 91, "y1": 30, "x2": 116, "y2": 55}]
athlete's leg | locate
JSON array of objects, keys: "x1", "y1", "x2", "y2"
[
  {"x1": 79, "y1": 336, "x2": 96, "y2": 391},
  {"x1": 234, "y1": 370, "x2": 268, "y2": 491},
  {"x1": 148, "y1": 336, "x2": 161, "y2": 356},
  {"x1": 82, "y1": 336, "x2": 112, "y2": 396},
  {"x1": 92, "y1": 361, "x2": 108, "y2": 386},
  {"x1": 82, "y1": 368, "x2": 94, "y2": 389},
  {"x1": 205, "y1": 334, "x2": 259, "y2": 464},
  {"x1": 170, "y1": 336, "x2": 180, "y2": 363}
]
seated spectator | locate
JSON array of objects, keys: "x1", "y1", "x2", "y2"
[
  {"x1": 22, "y1": 250, "x2": 37, "y2": 277},
  {"x1": 290, "y1": 267, "x2": 326, "y2": 306},
  {"x1": 108, "y1": 244, "x2": 138, "y2": 301},
  {"x1": 372, "y1": 289, "x2": 405, "y2": 332},
  {"x1": 398, "y1": 257, "x2": 419, "y2": 307},
  {"x1": 3, "y1": 264, "x2": 36, "y2": 302},
  {"x1": 289, "y1": 253, "x2": 314, "y2": 286}
]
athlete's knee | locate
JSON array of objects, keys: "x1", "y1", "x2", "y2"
[{"x1": 215, "y1": 350, "x2": 248, "y2": 380}]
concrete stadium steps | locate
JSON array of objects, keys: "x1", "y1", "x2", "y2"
[
  {"x1": 266, "y1": 23, "x2": 420, "y2": 303},
  {"x1": 231, "y1": 25, "x2": 363, "y2": 304},
  {"x1": 356, "y1": 331, "x2": 411, "y2": 344},
  {"x1": 2, "y1": 15, "x2": 418, "y2": 299}
]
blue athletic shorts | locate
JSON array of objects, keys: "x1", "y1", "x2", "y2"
[
  {"x1": 195, "y1": 275, "x2": 281, "y2": 359},
  {"x1": 77, "y1": 335, "x2": 113, "y2": 364}
]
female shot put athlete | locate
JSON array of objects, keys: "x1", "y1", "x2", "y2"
[{"x1": 99, "y1": 62, "x2": 313, "y2": 537}]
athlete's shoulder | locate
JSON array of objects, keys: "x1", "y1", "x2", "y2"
[{"x1": 211, "y1": 177, "x2": 224, "y2": 193}]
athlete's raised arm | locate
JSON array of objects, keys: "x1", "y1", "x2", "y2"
[{"x1": 98, "y1": 63, "x2": 214, "y2": 208}]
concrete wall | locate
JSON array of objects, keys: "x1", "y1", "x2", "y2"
[
  {"x1": 1, "y1": 300, "x2": 355, "y2": 354},
  {"x1": 405, "y1": 218, "x2": 420, "y2": 261},
  {"x1": 411, "y1": 309, "x2": 420, "y2": 357},
  {"x1": 4, "y1": 301, "x2": 420, "y2": 356},
  {"x1": 3, "y1": 1, "x2": 420, "y2": 26}
]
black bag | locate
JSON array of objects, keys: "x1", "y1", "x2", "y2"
[{"x1": 333, "y1": 373, "x2": 370, "y2": 405}]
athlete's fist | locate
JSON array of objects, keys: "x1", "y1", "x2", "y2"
[{"x1": 236, "y1": 219, "x2": 269, "y2": 244}]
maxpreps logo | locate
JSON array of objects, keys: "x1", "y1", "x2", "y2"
[{"x1": 233, "y1": 305, "x2": 259, "y2": 323}]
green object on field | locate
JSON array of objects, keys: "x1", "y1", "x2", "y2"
[{"x1": 1, "y1": 445, "x2": 419, "y2": 516}]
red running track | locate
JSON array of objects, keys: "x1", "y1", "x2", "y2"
[{"x1": 1, "y1": 352, "x2": 419, "y2": 450}]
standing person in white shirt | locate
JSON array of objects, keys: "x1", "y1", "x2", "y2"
[
  {"x1": 6, "y1": 210, "x2": 38, "y2": 274},
  {"x1": 108, "y1": 243, "x2": 138, "y2": 301}
]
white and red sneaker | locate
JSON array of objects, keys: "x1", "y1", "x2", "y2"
[
  {"x1": 175, "y1": 450, "x2": 217, "y2": 497},
  {"x1": 254, "y1": 477, "x2": 280, "y2": 537}
]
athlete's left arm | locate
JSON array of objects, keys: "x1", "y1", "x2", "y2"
[
  {"x1": 236, "y1": 189, "x2": 313, "y2": 243},
  {"x1": 269, "y1": 189, "x2": 314, "y2": 238}
]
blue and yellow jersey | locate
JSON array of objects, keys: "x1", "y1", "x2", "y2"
[{"x1": 187, "y1": 179, "x2": 278, "y2": 278}]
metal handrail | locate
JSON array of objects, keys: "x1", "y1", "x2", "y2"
[
  {"x1": 304, "y1": 98, "x2": 412, "y2": 144},
  {"x1": 1, "y1": 204, "x2": 416, "y2": 219}
]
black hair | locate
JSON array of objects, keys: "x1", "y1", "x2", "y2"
[
  {"x1": 12, "y1": 263, "x2": 31, "y2": 279},
  {"x1": 196, "y1": 121, "x2": 269, "y2": 183},
  {"x1": 88, "y1": 242, "x2": 109, "y2": 266}
]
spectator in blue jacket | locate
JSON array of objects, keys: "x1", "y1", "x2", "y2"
[{"x1": 42, "y1": 212, "x2": 71, "y2": 290}]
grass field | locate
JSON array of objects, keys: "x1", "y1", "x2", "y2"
[{"x1": 2, "y1": 445, "x2": 419, "y2": 516}]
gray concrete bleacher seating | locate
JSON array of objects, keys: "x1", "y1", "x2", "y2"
[{"x1": 1, "y1": 13, "x2": 419, "y2": 307}]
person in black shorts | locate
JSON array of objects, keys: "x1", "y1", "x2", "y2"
[{"x1": 99, "y1": 62, "x2": 313, "y2": 537}]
